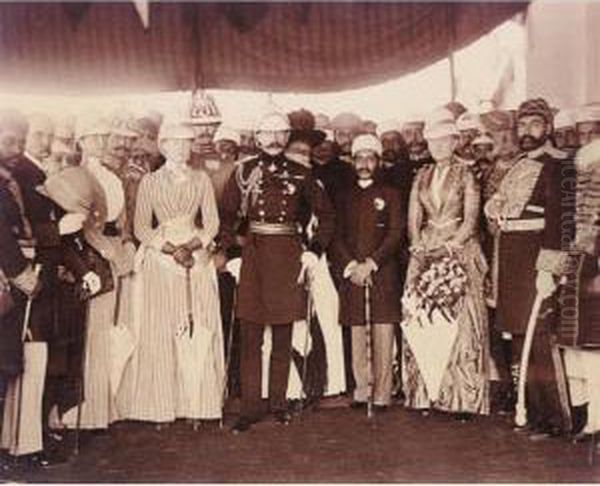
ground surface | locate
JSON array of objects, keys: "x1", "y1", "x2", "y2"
[{"x1": 1, "y1": 405, "x2": 599, "y2": 483}]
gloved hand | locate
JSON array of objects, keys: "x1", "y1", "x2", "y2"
[
  {"x1": 82, "y1": 271, "x2": 102, "y2": 296},
  {"x1": 349, "y1": 259, "x2": 377, "y2": 287},
  {"x1": 535, "y1": 270, "x2": 557, "y2": 299},
  {"x1": 297, "y1": 251, "x2": 320, "y2": 285},
  {"x1": 225, "y1": 257, "x2": 242, "y2": 283},
  {"x1": 11, "y1": 264, "x2": 42, "y2": 298},
  {"x1": 58, "y1": 213, "x2": 86, "y2": 235}
]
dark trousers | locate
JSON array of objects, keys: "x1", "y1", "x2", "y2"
[{"x1": 240, "y1": 322, "x2": 292, "y2": 420}]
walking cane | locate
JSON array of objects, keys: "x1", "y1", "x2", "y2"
[
  {"x1": 183, "y1": 268, "x2": 202, "y2": 431},
  {"x1": 13, "y1": 264, "x2": 42, "y2": 460},
  {"x1": 364, "y1": 281, "x2": 374, "y2": 419},
  {"x1": 514, "y1": 293, "x2": 544, "y2": 428},
  {"x1": 300, "y1": 291, "x2": 313, "y2": 411},
  {"x1": 220, "y1": 279, "x2": 237, "y2": 429},
  {"x1": 74, "y1": 276, "x2": 97, "y2": 456}
]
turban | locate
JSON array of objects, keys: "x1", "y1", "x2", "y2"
[
  {"x1": 554, "y1": 109, "x2": 577, "y2": 130},
  {"x1": 214, "y1": 125, "x2": 241, "y2": 146},
  {"x1": 575, "y1": 104, "x2": 600, "y2": 124},
  {"x1": 481, "y1": 110, "x2": 515, "y2": 132},
  {"x1": 517, "y1": 98, "x2": 554, "y2": 124},
  {"x1": 351, "y1": 134, "x2": 382, "y2": 157},
  {"x1": 331, "y1": 112, "x2": 362, "y2": 132},
  {"x1": 75, "y1": 113, "x2": 111, "y2": 140},
  {"x1": 456, "y1": 112, "x2": 484, "y2": 132},
  {"x1": 377, "y1": 119, "x2": 401, "y2": 138}
]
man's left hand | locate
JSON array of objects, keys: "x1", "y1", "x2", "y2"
[{"x1": 535, "y1": 270, "x2": 558, "y2": 299}]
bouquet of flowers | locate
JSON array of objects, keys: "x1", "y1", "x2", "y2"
[{"x1": 403, "y1": 254, "x2": 468, "y2": 326}]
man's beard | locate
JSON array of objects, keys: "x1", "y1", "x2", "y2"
[
  {"x1": 381, "y1": 150, "x2": 397, "y2": 164},
  {"x1": 519, "y1": 134, "x2": 547, "y2": 152},
  {"x1": 408, "y1": 142, "x2": 428, "y2": 159}
]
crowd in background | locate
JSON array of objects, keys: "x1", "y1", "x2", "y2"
[{"x1": 0, "y1": 90, "x2": 599, "y2": 470}]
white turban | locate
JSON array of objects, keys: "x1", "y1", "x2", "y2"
[
  {"x1": 351, "y1": 134, "x2": 383, "y2": 157},
  {"x1": 214, "y1": 125, "x2": 241, "y2": 145}
]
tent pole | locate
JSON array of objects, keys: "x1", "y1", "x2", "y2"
[{"x1": 449, "y1": 51, "x2": 457, "y2": 103}]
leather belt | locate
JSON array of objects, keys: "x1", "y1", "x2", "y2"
[
  {"x1": 249, "y1": 222, "x2": 298, "y2": 236},
  {"x1": 500, "y1": 218, "x2": 545, "y2": 232}
]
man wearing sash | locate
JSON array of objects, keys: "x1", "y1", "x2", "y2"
[
  {"x1": 485, "y1": 98, "x2": 575, "y2": 438},
  {"x1": 220, "y1": 109, "x2": 335, "y2": 433}
]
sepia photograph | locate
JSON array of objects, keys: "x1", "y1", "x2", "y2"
[{"x1": 0, "y1": 0, "x2": 599, "y2": 482}]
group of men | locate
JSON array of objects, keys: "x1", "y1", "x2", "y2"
[{"x1": 0, "y1": 92, "x2": 598, "y2": 471}]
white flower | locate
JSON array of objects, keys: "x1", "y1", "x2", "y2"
[{"x1": 373, "y1": 197, "x2": 386, "y2": 211}]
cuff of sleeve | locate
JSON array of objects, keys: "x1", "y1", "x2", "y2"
[
  {"x1": 343, "y1": 260, "x2": 358, "y2": 279},
  {"x1": 536, "y1": 249, "x2": 571, "y2": 275}
]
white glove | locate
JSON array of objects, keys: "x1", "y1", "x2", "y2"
[
  {"x1": 535, "y1": 270, "x2": 557, "y2": 299},
  {"x1": 297, "y1": 251, "x2": 319, "y2": 285},
  {"x1": 58, "y1": 213, "x2": 86, "y2": 235},
  {"x1": 225, "y1": 258, "x2": 242, "y2": 283},
  {"x1": 82, "y1": 271, "x2": 102, "y2": 296}
]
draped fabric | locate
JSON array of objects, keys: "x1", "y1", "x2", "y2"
[{"x1": 0, "y1": 2, "x2": 527, "y2": 94}]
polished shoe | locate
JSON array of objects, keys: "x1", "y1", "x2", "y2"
[
  {"x1": 273, "y1": 410, "x2": 292, "y2": 425},
  {"x1": 349, "y1": 401, "x2": 367, "y2": 410},
  {"x1": 231, "y1": 417, "x2": 255, "y2": 434},
  {"x1": 373, "y1": 404, "x2": 388, "y2": 413},
  {"x1": 454, "y1": 413, "x2": 473, "y2": 423},
  {"x1": 34, "y1": 451, "x2": 69, "y2": 468}
]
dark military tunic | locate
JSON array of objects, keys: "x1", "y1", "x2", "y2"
[
  {"x1": 0, "y1": 177, "x2": 29, "y2": 377},
  {"x1": 330, "y1": 175, "x2": 405, "y2": 326},
  {"x1": 220, "y1": 153, "x2": 335, "y2": 325},
  {"x1": 485, "y1": 141, "x2": 576, "y2": 433}
]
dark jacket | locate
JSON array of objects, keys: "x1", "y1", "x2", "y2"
[
  {"x1": 220, "y1": 153, "x2": 335, "y2": 325},
  {"x1": 331, "y1": 174, "x2": 406, "y2": 326}
]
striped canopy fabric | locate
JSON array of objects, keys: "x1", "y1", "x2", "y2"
[{"x1": 0, "y1": 2, "x2": 527, "y2": 94}]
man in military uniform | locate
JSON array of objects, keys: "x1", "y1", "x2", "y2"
[
  {"x1": 400, "y1": 115, "x2": 434, "y2": 177},
  {"x1": 220, "y1": 109, "x2": 335, "y2": 433},
  {"x1": 330, "y1": 134, "x2": 404, "y2": 411},
  {"x1": 485, "y1": 98, "x2": 575, "y2": 438}
]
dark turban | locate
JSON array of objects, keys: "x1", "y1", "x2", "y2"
[{"x1": 517, "y1": 98, "x2": 554, "y2": 125}]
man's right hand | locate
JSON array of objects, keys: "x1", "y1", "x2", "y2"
[{"x1": 11, "y1": 265, "x2": 42, "y2": 298}]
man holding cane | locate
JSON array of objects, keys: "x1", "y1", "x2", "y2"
[
  {"x1": 330, "y1": 134, "x2": 405, "y2": 413},
  {"x1": 220, "y1": 109, "x2": 335, "y2": 433}
]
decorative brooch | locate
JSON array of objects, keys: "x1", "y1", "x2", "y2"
[{"x1": 374, "y1": 197, "x2": 386, "y2": 211}]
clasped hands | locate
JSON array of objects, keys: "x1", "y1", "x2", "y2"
[{"x1": 162, "y1": 237, "x2": 203, "y2": 269}]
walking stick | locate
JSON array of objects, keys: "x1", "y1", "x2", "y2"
[
  {"x1": 13, "y1": 264, "x2": 41, "y2": 459},
  {"x1": 183, "y1": 268, "x2": 202, "y2": 431},
  {"x1": 74, "y1": 287, "x2": 93, "y2": 456},
  {"x1": 364, "y1": 281, "x2": 374, "y2": 419},
  {"x1": 220, "y1": 278, "x2": 237, "y2": 429},
  {"x1": 514, "y1": 292, "x2": 543, "y2": 428},
  {"x1": 300, "y1": 291, "x2": 313, "y2": 410}
]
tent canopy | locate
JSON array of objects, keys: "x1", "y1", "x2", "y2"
[{"x1": 0, "y1": 2, "x2": 527, "y2": 95}]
